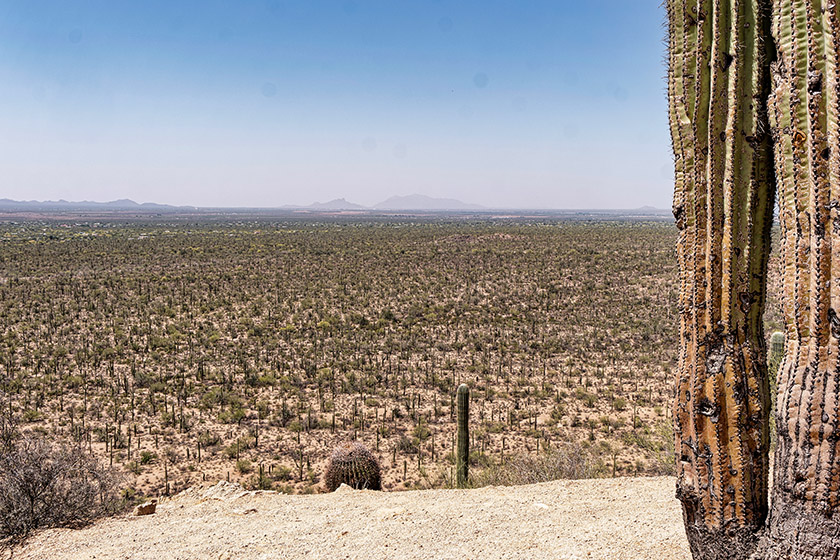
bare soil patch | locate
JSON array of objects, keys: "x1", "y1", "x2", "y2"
[{"x1": 11, "y1": 476, "x2": 689, "y2": 560}]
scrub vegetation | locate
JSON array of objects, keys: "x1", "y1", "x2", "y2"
[{"x1": 0, "y1": 217, "x2": 723, "y2": 500}]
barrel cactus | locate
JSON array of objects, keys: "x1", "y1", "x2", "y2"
[{"x1": 324, "y1": 442, "x2": 381, "y2": 492}]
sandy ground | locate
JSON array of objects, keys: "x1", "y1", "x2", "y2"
[{"x1": 11, "y1": 477, "x2": 690, "y2": 560}]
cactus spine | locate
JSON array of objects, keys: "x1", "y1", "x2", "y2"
[
  {"x1": 667, "y1": 0, "x2": 775, "y2": 557},
  {"x1": 456, "y1": 384, "x2": 469, "y2": 488},
  {"x1": 767, "y1": 1, "x2": 840, "y2": 555}
]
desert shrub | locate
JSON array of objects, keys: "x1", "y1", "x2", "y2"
[
  {"x1": 272, "y1": 464, "x2": 293, "y2": 481},
  {"x1": 0, "y1": 437, "x2": 122, "y2": 542},
  {"x1": 132, "y1": 369, "x2": 154, "y2": 389},
  {"x1": 412, "y1": 423, "x2": 431, "y2": 441},
  {"x1": 485, "y1": 421, "x2": 506, "y2": 434},
  {"x1": 218, "y1": 405, "x2": 245, "y2": 425},
  {"x1": 21, "y1": 410, "x2": 42, "y2": 423},
  {"x1": 164, "y1": 447, "x2": 181, "y2": 465},
  {"x1": 617, "y1": 426, "x2": 675, "y2": 475},
  {"x1": 395, "y1": 435, "x2": 417, "y2": 455},
  {"x1": 471, "y1": 442, "x2": 606, "y2": 487},
  {"x1": 224, "y1": 435, "x2": 255, "y2": 459},
  {"x1": 247, "y1": 472, "x2": 273, "y2": 491},
  {"x1": 198, "y1": 431, "x2": 221, "y2": 448},
  {"x1": 159, "y1": 411, "x2": 176, "y2": 428},
  {"x1": 139, "y1": 451, "x2": 157, "y2": 464},
  {"x1": 245, "y1": 464, "x2": 273, "y2": 490},
  {"x1": 324, "y1": 442, "x2": 381, "y2": 491}
]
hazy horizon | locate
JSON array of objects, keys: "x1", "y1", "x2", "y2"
[
  {"x1": 0, "y1": 1, "x2": 671, "y2": 210},
  {"x1": 0, "y1": 192, "x2": 672, "y2": 211}
]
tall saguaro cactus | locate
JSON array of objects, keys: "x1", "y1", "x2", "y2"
[
  {"x1": 767, "y1": 0, "x2": 840, "y2": 555},
  {"x1": 667, "y1": 0, "x2": 776, "y2": 557},
  {"x1": 456, "y1": 384, "x2": 469, "y2": 488}
]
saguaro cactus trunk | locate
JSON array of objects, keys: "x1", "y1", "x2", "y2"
[
  {"x1": 767, "y1": 0, "x2": 840, "y2": 555},
  {"x1": 667, "y1": 0, "x2": 776, "y2": 557}
]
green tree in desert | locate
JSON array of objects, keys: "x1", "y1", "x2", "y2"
[{"x1": 668, "y1": 0, "x2": 840, "y2": 558}]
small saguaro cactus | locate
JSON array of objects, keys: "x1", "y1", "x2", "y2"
[
  {"x1": 768, "y1": 331, "x2": 784, "y2": 383},
  {"x1": 456, "y1": 384, "x2": 469, "y2": 488},
  {"x1": 324, "y1": 442, "x2": 381, "y2": 492}
]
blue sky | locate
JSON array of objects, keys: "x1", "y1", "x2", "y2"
[{"x1": 0, "y1": 1, "x2": 671, "y2": 209}]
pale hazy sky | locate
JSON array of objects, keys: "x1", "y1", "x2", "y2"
[{"x1": 0, "y1": 1, "x2": 672, "y2": 209}]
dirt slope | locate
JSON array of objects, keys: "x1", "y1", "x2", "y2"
[{"x1": 12, "y1": 476, "x2": 690, "y2": 560}]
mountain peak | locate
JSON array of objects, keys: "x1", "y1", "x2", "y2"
[
  {"x1": 373, "y1": 194, "x2": 483, "y2": 211},
  {"x1": 307, "y1": 198, "x2": 367, "y2": 210}
]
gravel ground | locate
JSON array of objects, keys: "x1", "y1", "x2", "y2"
[{"x1": 10, "y1": 477, "x2": 690, "y2": 560}]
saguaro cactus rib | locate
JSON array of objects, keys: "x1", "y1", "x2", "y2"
[
  {"x1": 767, "y1": 0, "x2": 840, "y2": 555},
  {"x1": 668, "y1": 0, "x2": 775, "y2": 557}
]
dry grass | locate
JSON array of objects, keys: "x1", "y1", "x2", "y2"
[{"x1": 471, "y1": 442, "x2": 605, "y2": 486}]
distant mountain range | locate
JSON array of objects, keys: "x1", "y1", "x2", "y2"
[
  {"x1": 0, "y1": 196, "x2": 672, "y2": 215},
  {"x1": 0, "y1": 198, "x2": 195, "y2": 212},
  {"x1": 305, "y1": 198, "x2": 368, "y2": 211},
  {"x1": 282, "y1": 194, "x2": 484, "y2": 211},
  {"x1": 374, "y1": 194, "x2": 484, "y2": 211},
  {"x1": 281, "y1": 198, "x2": 369, "y2": 211}
]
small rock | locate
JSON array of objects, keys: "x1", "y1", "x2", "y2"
[
  {"x1": 234, "y1": 508, "x2": 257, "y2": 515},
  {"x1": 334, "y1": 483, "x2": 354, "y2": 493},
  {"x1": 134, "y1": 500, "x2": 157, "y2": 516}
]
